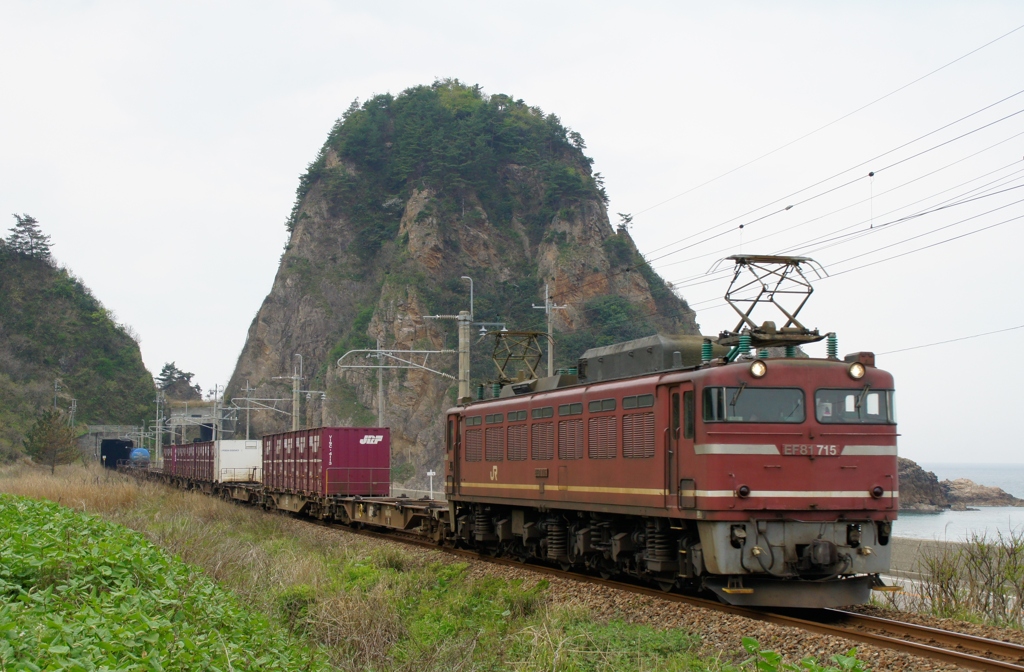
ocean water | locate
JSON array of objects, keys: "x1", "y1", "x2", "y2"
[
  {"x1": 894, "y1": 462, "x2": 1024, "y2": 541},
  {"x1": 894, "y1": 507, "x2": 1024, "y2": 541}
]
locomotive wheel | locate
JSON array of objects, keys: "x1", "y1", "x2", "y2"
[{"x1": 657, "y1": 580, "x2": 675, "y2": 593}]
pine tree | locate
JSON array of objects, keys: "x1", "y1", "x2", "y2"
[
  {"x1": 7, "y1": 214, "x2": 52, "y2": 260},
  {"x1": 156, "y1": 362, "x2": 182, "y2": 389},
  {"x1": 24, "y1": 410, "x2": 80, "y2": 474}
]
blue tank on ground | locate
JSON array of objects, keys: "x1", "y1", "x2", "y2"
[{"x1": 129, "y1": 448, "x2": 150, "y2": 467}]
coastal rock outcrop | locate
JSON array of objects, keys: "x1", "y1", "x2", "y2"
[{"x1": 898, "y1": 457, "x2": 1024, "y2": 510}]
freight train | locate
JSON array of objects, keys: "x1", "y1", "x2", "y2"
[
  {"x1": 131, "y1": 257, "x2": 899, "y2": 608},
  {"x1": 133, "y1": 337, "x2": 897, "y2": 609}
]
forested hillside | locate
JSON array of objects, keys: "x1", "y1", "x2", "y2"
[{"x1": 0, "y1": 222, "x2": 154, "y2": 458}]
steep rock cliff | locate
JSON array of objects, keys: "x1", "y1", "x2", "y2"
[{"x1": 227, "y1": 81, "x2": 699, "y2": 484}]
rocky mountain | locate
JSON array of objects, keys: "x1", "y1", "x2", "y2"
[
  {"x1": 0, "y1": 236, "x2": 155, "y2": 459},
  {"x1": 898, "y1": 457, "x2": 1024, "y2": 510},
  {"x1": 226, "y1": 80, "x2": 699, "y2": 484}
]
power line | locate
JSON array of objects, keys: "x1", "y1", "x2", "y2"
[
  {"x1": 877, "y1": 324, "x2": 1024, "y2": 355},
  {"x1": 550, "y1": 93, "x2": 1024, "y2": 307},
  {"x1": 644, "y1": 99, "x2": 1024, "y2": 264},
  {"x1": 656, "y1": 158, "x2": 1024, "y2": 282},
  {"x1": 638, "y1": 91, "x2": 1024, "y2": 262},
  {"x1": 631, "y1": 23, "x2": 1024, "y2": 219}
]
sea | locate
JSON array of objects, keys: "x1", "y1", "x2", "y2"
[{"x1": 893, "y1": 462, "x2": 1024, "y2": 542}]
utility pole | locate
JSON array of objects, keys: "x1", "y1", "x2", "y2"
[
  {"x1": 292, "y1": 355, "x2": 302, "y2": 431},
  {"x1": 532, "y1": 284, "x2": 568, "y2": 376},
  {"x1": 427, "y1": 469, "x2": 436, "y2": 499},
  {"x1": 244, "y1": 380, "x2": 253, "y2": 440},
  {"x1": 211, "y1": 385, "x2": 221, "y2": 441},
  {"x1": 376, "y1": 338, "x2": 384, "y2": 427},
  {"x1": 154, "y1": 392, "x2": 162, "y2": 462},
  {"x1": 458, "y1": 311, "x2": 471, "y2": 400}
]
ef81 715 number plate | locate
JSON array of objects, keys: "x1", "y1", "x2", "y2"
[{"x1": 781, "y1": 444, "x2": 840, "y2": 456}]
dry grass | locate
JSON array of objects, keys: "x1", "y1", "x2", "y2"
[
  {"x1": 877, "y1": 528, "x2": 1024, "y2": 628},
  {"x1": 0, "y1": 461, "x2": 150, "y2": 513}
]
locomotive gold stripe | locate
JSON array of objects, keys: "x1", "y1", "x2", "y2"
[
  {"x1": 682, "y1": 489, "x2": 900, "y2": 498},
  {"x1": 460, "y1": 482, "x2": 667, "y2": 496},
  {"x1": 695, "y1": 444, "x2": 898, "y2": 456}
]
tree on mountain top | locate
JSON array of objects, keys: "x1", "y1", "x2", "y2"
[
  {"x1": 24, "y1": 410, "x2": 80, "y2": 474},
  {"x1": 157, "y1": 362, "x2": 202, "y2": 400},
  {"x1": 6, "y1": 214, "x2": 52, "y2": 261}
]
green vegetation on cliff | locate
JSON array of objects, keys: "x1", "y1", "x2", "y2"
[
  {"x1": 289, "y1": 80, "x2": 605, "y2": 254},
  {"x1": 0, "y1": 235, "x2": 153, "y2": 458}
]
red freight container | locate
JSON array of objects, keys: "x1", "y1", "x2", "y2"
[
  {"x1": 166, "y1": 441, "x2": 215, "y2": 482},
  {"x1": 262, "y1": 427, "x2": 390, "y2": 497}
]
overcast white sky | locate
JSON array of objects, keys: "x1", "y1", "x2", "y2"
[{"x1": 2, "y1": 2, "x2": 1022, "y2": 464}]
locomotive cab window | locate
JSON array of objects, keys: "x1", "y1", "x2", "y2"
[
  {"x1": 815, "y1": 389, "x2": 895, "y2": 424},
  {"x1": 703, "y1": 387, "x2": 805, "y2": 423}
]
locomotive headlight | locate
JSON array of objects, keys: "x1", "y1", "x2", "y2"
[
  {"x1": 750, "y1": 360, "x2": 767, "y2": 378},
  {"x1": 848, "y1": 362, "x2": 866, "y2": 379}
]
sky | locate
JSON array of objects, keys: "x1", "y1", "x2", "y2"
[{"x1": 1, "y1": 2, "x2": 1022, "y2": 464}]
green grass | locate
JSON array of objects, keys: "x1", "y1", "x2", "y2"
[{"x1": 0, "y1": 493, "x2": 325, "y2": 671}]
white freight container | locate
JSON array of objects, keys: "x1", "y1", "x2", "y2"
[{"x1": 216, "y1": 439, "x2": 262, "y2": 483}]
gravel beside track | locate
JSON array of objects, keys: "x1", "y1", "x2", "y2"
[{"x1": 281, "y1": 516, "x2": 971, "y2": 671}]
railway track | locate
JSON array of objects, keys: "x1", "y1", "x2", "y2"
[{"x1": 335, "y1": 523, "x2": 1024, "y2": 671}]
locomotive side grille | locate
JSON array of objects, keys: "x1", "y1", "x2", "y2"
[
  {"x1": 623, "y1": 412, "x2": 656, "y2": 458},
  {"x1": 558, "y1": 419, "x2": 584, "y2": 460},
  {"x1": 485, "y1": 427, "x2": 504, "y2": 461},
  {"x1": 587, "y1": 416, "x2": 618, "y2": 459},
  {"x1": 465, "y1": 429, "x2": 483, "y2": 462},
  {"x1": 507, "y1": 425, "x2": 528, "y2": 461},
  {"x1": 531, "y1": 422, "x2": 554, "y2": 460}
]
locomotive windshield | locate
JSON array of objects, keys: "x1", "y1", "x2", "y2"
[
  {"x1": 703, "y1": 387, "x2": 805, "y2": 423},
  {"x1": 815, "y1": 388, "x2": 896, "y2": 424}
]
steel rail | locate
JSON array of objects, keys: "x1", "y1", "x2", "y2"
[{"x1": 332, "y1": 523, "x2": 1024, "y2": 671}]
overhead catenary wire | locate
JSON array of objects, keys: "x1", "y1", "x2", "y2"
[
  {"x1": 629, "y1": 22, "x2": 1024, "y2": 219},
  {"x1": 660, "y1": 179, "x2": 1024, "y2": 292},
  {"x1": 565, "y1": 203, "x2": 1024, "y2": 342},
  {"x1": 660, "y1": 166, "x2": 1024, "y2": 290},
  {"x1": 655, "y1": 146, "x2": 1024, "y2": 275},
  {"x1": 876, "y1": 324, "x2": 1024, "y2": 355},
  {"x1": 548, "y1": 92, "x2": 1024, "y2": 307},
  {"x1": 640, "y1": 87, "x2": 1024, "y2": 259}
]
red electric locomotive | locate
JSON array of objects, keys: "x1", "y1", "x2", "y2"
[{"x1": 443, "y1": 256, "x2": 898, "y2": 608}]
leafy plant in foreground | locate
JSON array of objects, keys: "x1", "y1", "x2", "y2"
[
  {"x1": 727, "y1": 637, "x2": 869, "y2": 672},
  {"x1": 0, "y1": 493, "x2": 326, "y2": 671}
]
